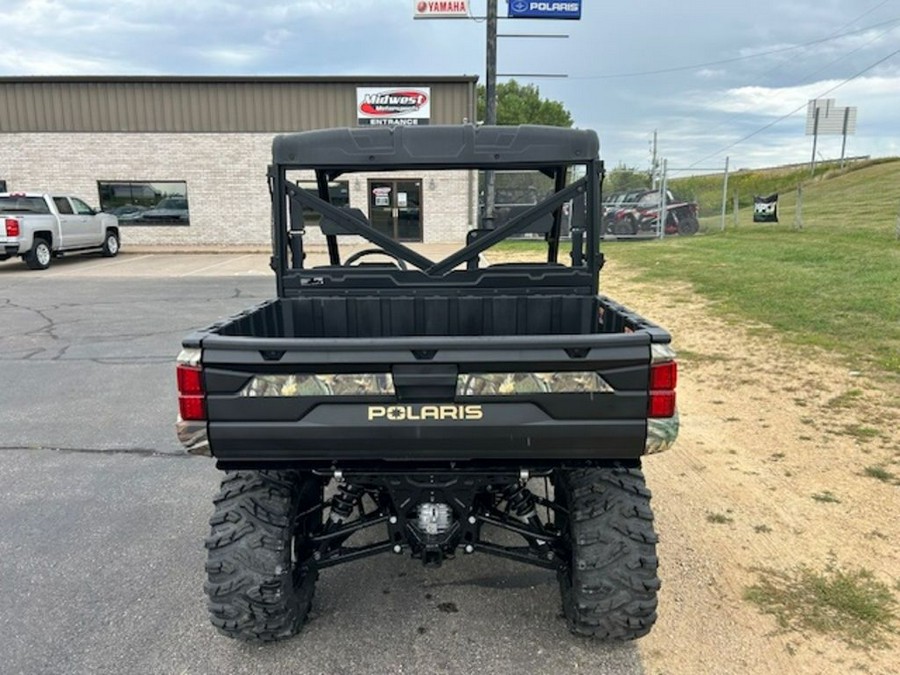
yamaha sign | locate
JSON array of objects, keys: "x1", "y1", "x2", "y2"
[
  {"x1": 508, "y1": 0, "x2": 582, "y2": 19},
  {"x1": 413, "y1": 1, "x2": 470, "y2": 19}
]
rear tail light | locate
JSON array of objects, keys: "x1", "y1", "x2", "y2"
[
  {"x1": 650, "y1": 361, "x2": 677, "y2": 390},
  {"x1": 649, "y1": 390, "x2": 676, "y2": 418},
  {"x1": 649, "y1": 344, "x2": 677, "y2": 419},
  {"x1": 646, "y1": 343, "x2": 679, "y2": 453},
  {"x1": 5, "y1": 218, "x2": 19, "y2": 237},
  {"x1": 177, "y1": 348, "x2": 205, "y2": 421}
]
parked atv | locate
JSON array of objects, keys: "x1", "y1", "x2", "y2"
[
  {"x1": 608, "y1": 189, "x2": 699, "y2": 236},
  {"x1": 177, "y1": 124, "x2": 680, "y2": 643}
]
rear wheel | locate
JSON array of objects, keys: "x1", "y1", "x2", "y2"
[
  {"x1": 555, "y1": 464, "x2": 660, "y2": 640},
  {"x1": 24, "y1": 238, "x2": 52, "y2": 270},
  {"x1": 101, "y1": 229, "x2": 120, "y2": 257},
  {"x1": 205, "y1": 470, "x2": 323, "y2": 642},
  {"x1": 678, "y1": 216, "x2": 699, "y2": 236},
  {"x1": 613, "y1": 216, "x2": 637, "y2": 236}
]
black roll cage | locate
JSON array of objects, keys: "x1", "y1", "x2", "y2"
[{"x1": 267, "y1": 125, "x2": 605, "y2": 297}]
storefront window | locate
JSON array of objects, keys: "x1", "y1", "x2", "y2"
[{"x1": 97, "y1": 181, "x2": 190, "y2": 225}]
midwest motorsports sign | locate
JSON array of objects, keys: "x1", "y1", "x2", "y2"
[
  {"x1": 508, "y1": 1, "x2": 582, "y2": 19},
  {"x1": 356, "y1": 88, "x2": 432, "y2": 126}
]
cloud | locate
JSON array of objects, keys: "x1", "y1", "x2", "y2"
[
  {"x1": 734, "y1": 26, "x2": 897, "y2": 63},
  {"x1": 0, "y1": 45, "x2": 150, "y2": 75},
  {"x1": 695, "y1": 75, "x2": 900, "y2": 117},
  {"x1": 1, "y1": 0, "x2": 898, "y2": 171},
  {"x1": 263, "y1": 29, "x2": 293, "y2": 47},
  {"x1": 194, "y1": 47, "x2": 267, "y2": 67},
  {"x1": 257, "y1": 0, "x2": 374, "y2": 21}
]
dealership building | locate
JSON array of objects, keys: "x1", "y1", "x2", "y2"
[{"x1": 0, "y1": 75, "x2": 478, "y2": 247}]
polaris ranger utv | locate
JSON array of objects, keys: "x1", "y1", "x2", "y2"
[{"x1": 176, "y1": 124, "x2": 679, "y2": 643}]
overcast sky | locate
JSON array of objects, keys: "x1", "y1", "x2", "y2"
[{"x1": 3, "y1": 0, "x2": 899, "y2": 174}]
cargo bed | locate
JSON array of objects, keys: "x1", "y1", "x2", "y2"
[
  {"x1": 213, "y1": 293, "x2": 596, "y2": 339},
  {"x1": 180, "y1": 295, "x2": 672, "y2": 468}
]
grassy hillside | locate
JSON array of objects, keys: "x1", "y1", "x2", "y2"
[
  {"x1": 669, "y1": 157, "x2": 900, "y2": 218},
  {"x1": 608, "y1": 159, "x2": 900, "y2": 375},
  {"x1": 499, "y1": 159, "x2": 900, "y2": 376}
]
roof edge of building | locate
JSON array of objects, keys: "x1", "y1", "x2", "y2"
[{"x1": 0, "y1": 74, "x2": 479, "y2": 85}]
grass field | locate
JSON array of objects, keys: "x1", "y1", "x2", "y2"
[
  {"x1": 668, "y1": 157, "x2": 899, "y2": 218},
  {"x1": 499, "y1": 158, "x2": 900, "y2": 376}
]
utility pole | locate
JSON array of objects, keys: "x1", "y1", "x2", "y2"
[
  {"x1": 720, "y1": 156, "x2": 729, "y2": 231},
  {"x1": 809, "y1": 106, "x2": 820, "y2": 177},
  {"x1": 840, "y1": 107, "x2": 850, "y2": 169},
  {"x1": 484, "y1": 0, "x2": 498, "y2": 227},
  {"x1": 656, "y1": 159, "x2": 669, "y2": 239},
  {"x1": 651, "y1": 130, "x2": 658, "y2": 189}
]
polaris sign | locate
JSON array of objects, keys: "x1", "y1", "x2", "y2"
[{"x1": 508, "y1": 0, "x2": 582, "y2": 19}]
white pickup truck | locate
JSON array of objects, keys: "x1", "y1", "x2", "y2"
[{"x1": 0, "y1": 192, "x2": 120, "y2": 269}]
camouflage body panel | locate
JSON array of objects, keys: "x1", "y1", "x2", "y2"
[
  {"x1": 457, "y1": 372, "x2": 613, "y2": 396},
  {"x1": 241, "y1": 373, "x2": 395, "y2": 397},
  {"x1": 646, "y1": 412, "x2": 679, "y2": 454}
]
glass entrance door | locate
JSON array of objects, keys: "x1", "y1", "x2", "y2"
[{"x1": 368, "y1": 179, "x2": 422, "y2": 242}]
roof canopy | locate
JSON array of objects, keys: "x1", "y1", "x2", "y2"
[{"x1": 272, "y1": 125, "x2": 600, "y2": 171}]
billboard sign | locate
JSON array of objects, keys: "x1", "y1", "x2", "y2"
[
  {"x1": 357, "y1": 87, "x2": 431, "y2": 126},
  {"x1": 413, "y1": 1, "x2": 470, "y2": 19},
  {"x1": 805, "y1": 99, "x2": 857, "y2": 136},
  {"x1": 508, "y1": 0, "x2": 582, "y2": 19}
]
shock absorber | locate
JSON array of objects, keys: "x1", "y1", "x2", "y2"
[
  {"x1": 329, "y1": 482, "x2": 364, "y2": 524},
  {"x1": 504, "y1": 481, "x2": 550, "y2": 548},
  {"x1": 504, "y1": 482, "x2": 538, "y2": 523}
]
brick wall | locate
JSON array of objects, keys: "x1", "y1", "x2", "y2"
[{"x1": 0, "y1": 133, "x2": 476, "y2": 247}]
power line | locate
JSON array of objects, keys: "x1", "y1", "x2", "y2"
[
  {"x1": 567, "y1": 15, "x2": 900, "y2": 80},
  {"x1": 833, "y1": 0, "x2": 893, "y2": 30},
  {"x1": 683, "y1": 46, "x2": 900, "y2": 170},
  {"x1": 668, "y1": 19, "x2": 900, "y2": 175}
]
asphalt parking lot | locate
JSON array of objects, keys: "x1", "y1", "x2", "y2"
[{"x1": 0, "y1": 253, "x2": 643, "y2": 674}]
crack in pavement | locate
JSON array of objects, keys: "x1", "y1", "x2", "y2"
[
  {"x1": 0, "y1": 445, "x2": 195, "y2": 459},
  {"x1": 3, "y1": 298, "x2": 61, "y2": 341},
  {"x1": 0, "y1": 355, "x2": 175, "y2": 364}
]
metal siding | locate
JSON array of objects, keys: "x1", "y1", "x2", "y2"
[
  {"x1": 80, "y1": 83, "x2": 92, "y2": 128},
  {"x1": 0, "y1": 78, "x2": 476, "y2": 133},
  {"x1": 55, "y1": 84, "x2": 69, "y2": 131},
  {"x1": 17, "y1": 85, "x2": 31, "y2": 131},
  {"x1": 271, "y1": 85, "x2": 284, "y2": 132},
  {"x1": 5, "y1": 87, "x2": 16, "y2": 130},
  {"x1": 34, "y1": 83, "x2": 47, "y2": 129},
  {"x1": 132, "y1": 83, "x2": 145, "y2": 131}
]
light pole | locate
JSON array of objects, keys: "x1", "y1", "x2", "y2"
[{"x1": 484, "y1": 0, "x2": 498, "y2": 227}]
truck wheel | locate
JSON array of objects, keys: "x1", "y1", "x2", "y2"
[
  {"x1": 24, "y1": 238, "x2": 52, "y2": 270},
  {"x1": 205, "y1": 470, "x2": 322, "y2": 642},
  {"x1": 101, "y1": 230, "x2": 120, "y2": 257},
  {"x1": 555, "y1": 464, "x2": 660, "y2": 640}
]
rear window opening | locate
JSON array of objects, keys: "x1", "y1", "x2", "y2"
[{"x1": 0, "y1": 196, "x2": 50, "y2": 214}]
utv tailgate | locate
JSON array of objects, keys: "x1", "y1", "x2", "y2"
[{"x1": 197, "y1": 333, "x2": 658, "y2": 463}]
